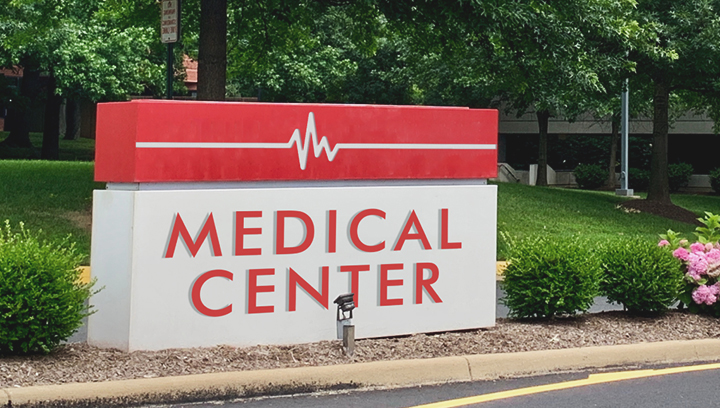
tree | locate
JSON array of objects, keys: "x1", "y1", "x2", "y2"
[
  {"x1": 197, "y1": 0, "x2": 227, "y2": 100},
  {"x1": 379, "y1": 0, "x2": 640, "y2": 186},
  {"x1": 188, "y1": 1, "x2": 385, "y2": 103},
  {"x1": 633, "y1": 0, "x2": 720, "y2": 204},
  {"x1": 0, "y1": 0, "x2": 164, "y2": 157}
]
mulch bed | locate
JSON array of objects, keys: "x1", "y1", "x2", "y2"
[
  {"x1": 620, "y1": 199, "x2": 702, "y2": 225},
  {"x1": 2, "y1": 310, "x2": 720, "y2": 388}
]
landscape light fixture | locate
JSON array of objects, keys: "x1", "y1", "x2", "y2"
[{"x1": 334, "y1": 293, "x2": 356, "y2": 356}]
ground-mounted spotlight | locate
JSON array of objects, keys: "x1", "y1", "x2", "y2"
[{"x1": 334, "y1": 293, "x2": 355, "y2": 356}]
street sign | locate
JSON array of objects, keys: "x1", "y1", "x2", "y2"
[{"x1": 161, "y1": 0, "x2": 179, "y2": 43}]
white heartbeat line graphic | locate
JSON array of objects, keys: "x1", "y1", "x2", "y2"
[{"x1": 136, "y1": 112, "x2": 496, "y2": 170}]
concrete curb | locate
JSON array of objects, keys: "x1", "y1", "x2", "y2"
[{"x1": 4, "y1": 339, "x2": 720, "y2": 407}]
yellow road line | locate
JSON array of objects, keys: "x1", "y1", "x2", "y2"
[{"x1": 408, "y1": 362, "x2": 720, "y2": 408}]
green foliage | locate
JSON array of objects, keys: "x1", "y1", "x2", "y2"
[
  {"x1": 710, "y1": 168, "x2": 720, "y2": 195},
  {"x1": 668, "y1": 163, "x2": 694, "y2": 193},
  {"x1": 629, "y1": 168, "x2": 651, "y2": 191},
  {"x1": 574, "y1": 164, "x2": 607, "y2": 190},
  {"x1": 694, "y1": 212, "x2": 720, "y2": 244},
  {"x1": 0, "y1": 0, "x2": 163, "y2": 101},
  {"x1": 660, "y1": 212, "x2": 720, "y2": 248},
  {"x1": 599, "y1": 239, "x2": 683, "y2": 314},
  {"x1": 0, "y1": 221, "x2": 94, "y2": 354},
  {"x1": 501, "y1": 236, "x2": 601, "y2": 318},
  {"x1": 659, "y1": 229, "x2": 684, "y2": 249}
]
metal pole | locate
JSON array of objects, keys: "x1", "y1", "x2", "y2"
[
  {"x1": 343, "y1": 325, "x2": 355, "y2": 357},
  {"x1": 166, "y1": 42, "x2": 174, "y2": 99},
  {"x1": 616, "y1": 78, "x2": 633, "y2": 196}
]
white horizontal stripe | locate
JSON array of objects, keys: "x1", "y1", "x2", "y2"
[
  {"x1": 135, "y1": 112, "x2": 496, "y2": 170},
  {"x1": 136, "y1": 142, "x2": 288, "y2": 149},
  {"x1": 136, "y1": 142, "x2": 496, "y2": 150},
  {"x1": 337, "y1": 143, "x2": 496, "y2": 150}
]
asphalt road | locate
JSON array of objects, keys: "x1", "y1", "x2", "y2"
[{"x1": 153, "y1": 364, "x2": 720, "y2": 408}]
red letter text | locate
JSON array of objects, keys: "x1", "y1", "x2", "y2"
[
  {"x1": 165, "y1": 213, "x2": 222, "y2": 258},
  {"x1": 380, "y1": 263, "x2": 404, "y2": 306},
  {"x1": 393, "y1": 210, "x2": 431, "y2": 251},
  {"x1": 339, "y1": 264, "x2": 370, "y2": 306},
  {"x1": 248, "y1": 268, "x2": 275, "y2": 314},
  {"x1": 440, "y1": 209, "x2": 462, "y2": 249},
  {"x1": 288, "y1": 267, "x2": 329, "y2": 311},
  {"x1": 276, "y1": 211, "x2": 315, "y2": 254},
  {"x1": 191, "y1": 269, "x2": 233, "y2": 317},
  {"x1": 415, "y1": 263, "x2": 442, "y2": 304},
  {"x1": 235, "y1": 211, "x2": 262, "y2": 256},
  {"x1": 350, "y1": 209, "x2": 386, "y2": 252}
]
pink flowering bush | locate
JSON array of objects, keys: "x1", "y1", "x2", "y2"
[{"x1": 659, "y1": 212, "x2": 720, "y2": 316}]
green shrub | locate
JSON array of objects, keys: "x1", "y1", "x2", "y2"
[
  {"x1": 501, "y1": 236, "x2": 601, "y2": 318},
  {"x1": 668, "y1": 163, "x2": 693, "y2": 193},
  {"x1": 629, "y1": 168, "x2": 650, "y2": 191},
  {"x1": 0, "y1": 221, "x2": 94, "y2": 354},
  {"x1": 710, "y1": 168, "x2": 720, "y2": 194},
  {"x1": 573, "y1": 164, "x2": 607, "y2": 190},
  {"x1": 599, "y1": 239, "x2": 683, "y2": 314}
]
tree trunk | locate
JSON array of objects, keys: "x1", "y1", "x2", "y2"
[
  {"x1": 536, "y1": 110, "x2": 550, "y2": 186},
  {"x1": 606, "y1": 116, "x2": 620, "y2": 189},
  {"x1": 63, "y1": 98, "x2": 81, "y2": 140},
  {"x1": 197, "y1": 0, "x2": 227, "y2": 101},
  {"x1": 1, "y1": 68, "x2": 41, "y2": 148},
  {"x1": 58, "y1": 99, "x2": 67, "y2": 138},
  {"x1": 41, "y1": 75, "x2": 62, "y2": 160},
  {"x1": 647, "y1": 79, "x2": 671, "y2": 204}
]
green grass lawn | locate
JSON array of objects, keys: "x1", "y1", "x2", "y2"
[
  {"x1": 0, "y1": 132, "x2": 96, "y2": 161},
  {"x1": 495, "y1": 182, "x2": 719, "y2": 259},
  {"x1": 0, "y1": 160, "x2": 102, "y2": 259},
  {"x1": 0, "y1": 156, "x2": 718, "y2": 263}
]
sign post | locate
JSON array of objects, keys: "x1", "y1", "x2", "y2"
[
  {"x1": 88, "y1": 101, "x2": 499, "y2": 351},
  {"x1": 161, "y1": 0, "x2": 180, "y2": 99},
  {"x1": 616, "y1": 79, "x2": 633, "y2": 196}
]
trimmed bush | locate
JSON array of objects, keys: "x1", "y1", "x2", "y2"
[
  {"x1": 501, "y1": 236, "x2": 601, "y2": 318},
  {"x1": 599, "y1": 239, "x2": 683, "y2": 314},
  {"x1": 668, "y1": 163, "x2": 693, "y2": 193},
  {"x1": 573, "y1": 164, "x2": 607, "y2": 190},
  {"x1": 629, "y1": 168, "x2": 650, "y2": 191},
  {"x1": 710, "y1": 168, "x2": 720, "y2": 194},
  {"x1": 0, "y1": 221, "x2": 94, "y2": 354}
]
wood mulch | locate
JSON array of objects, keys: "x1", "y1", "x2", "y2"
[
  {"x1": 620, "y1": 199, "x2": 702, "y2": 225},
  {"x1": 2, "y1": 310, "x2": 720, "y2": 388}
]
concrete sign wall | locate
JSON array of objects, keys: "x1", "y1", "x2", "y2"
[{"x1": 88, "y1": 101, "x2": 498, "y2": 351}]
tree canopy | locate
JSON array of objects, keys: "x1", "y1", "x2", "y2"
[{"x1": 3, "y1": 0, "x2": 720, "y2": 207}]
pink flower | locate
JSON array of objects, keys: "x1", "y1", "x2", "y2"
[
  {"x1": 680, "y1": 239, "x2": 689, "y2": 246},
  {"x1": 708, "y1": 243, "x2": 716, "y2": 252},
  {"x1": 707, "y1": 249, "x2": 720, "y2": 263},
  {"x1": 692, "y1": 285, "x2": 719, "y2": 305},
  {"x1": 658, "y1": 240, "x2": 670, "y2": 247},
  {"x1": 688, "y1": 253, "x2": 709, "y2": 275},
  {"x1": 691, "y1": 242, "x2": 706, "y2": 253},
  {"x1": 673, "y1": 247, "x2": 690, "y2": 261}
]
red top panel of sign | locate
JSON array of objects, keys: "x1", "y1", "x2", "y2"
[{"x1": 94, "y1": 100, "x2": 497, "y2": 183}]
